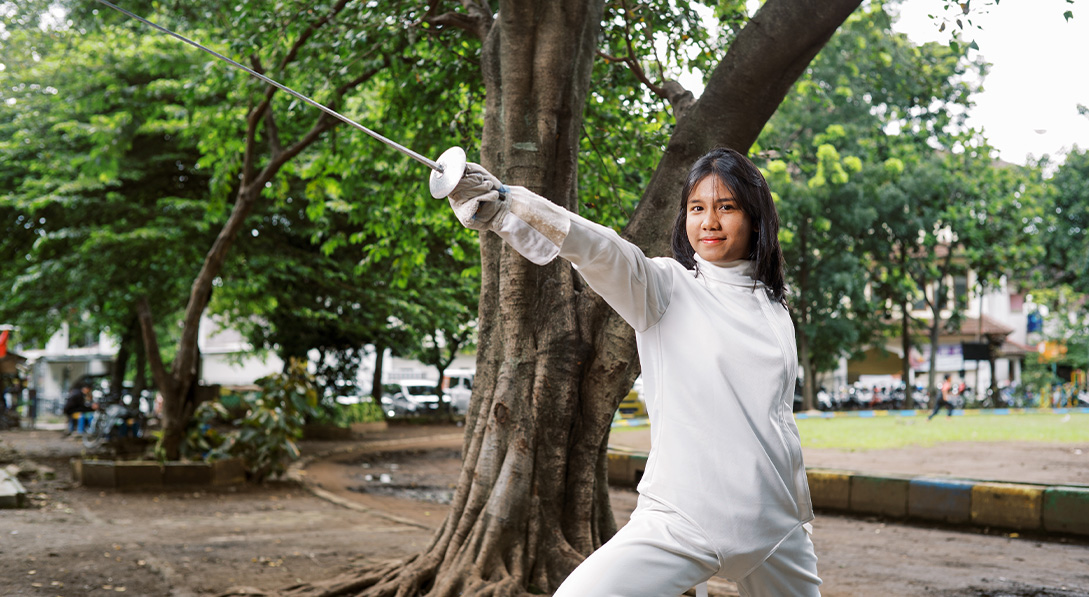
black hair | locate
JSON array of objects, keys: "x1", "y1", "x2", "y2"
[{"x1": 670, "y1": 147, "x2": 787, "y2": 305}]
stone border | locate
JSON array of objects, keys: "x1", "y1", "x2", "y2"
[
  {"x1": 605, "y1": 451, "x2": 1089, "y2": 538},
  {"x1": 72, "y1": 458, "x2": 246, "y2": 490}
]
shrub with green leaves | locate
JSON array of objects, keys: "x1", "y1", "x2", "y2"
[
  {"x1": 324, "y1": 400, "x2": 386, "y2": 426},
  {"x1": 182, "y1": 359, "x2": 319, "y2": 482}
]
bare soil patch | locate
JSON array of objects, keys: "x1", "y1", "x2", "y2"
[
  {"x1": 2, "y1": 426, "x2": 1088, "y2": 597},
  {"x1": 804, "y1": 441, "x2": 1089, "y2": 486}
]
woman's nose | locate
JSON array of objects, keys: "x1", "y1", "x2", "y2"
[{"x1": 702, "y1": 213, "x2": 721, "y2": 229}]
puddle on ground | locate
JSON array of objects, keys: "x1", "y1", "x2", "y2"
[
  {"x1": 346, "y1": 447, "x2": 461, "y2": 505},
  {"x1": 349, "y1": 484, "x2": 455, "y2": 504}
]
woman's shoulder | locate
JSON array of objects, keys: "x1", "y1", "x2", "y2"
[
  {"x1": 649, "y1": 255, "x2": 688, "y2": 269},
  {"x1": 646, "y1": 256, "x2": 694, "y2": 281}
]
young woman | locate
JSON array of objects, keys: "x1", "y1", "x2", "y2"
[{"x1": 444, "y1": 147, "x2": 820, "y2": 597}]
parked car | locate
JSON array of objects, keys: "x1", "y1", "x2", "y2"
[
  {"x1": 392, "y1": 380, "x2": 451, "y2": 414},
  {"x1": 329, "y1": 381, "x2": 366, "y2": 405},
  {"x1": 442, "y1": 369, "x2": 475, "y2": 414}
]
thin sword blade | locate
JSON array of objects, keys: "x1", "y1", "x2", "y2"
[{"x1": 92, "y1": 0, "x2": 443, "y2": 173}]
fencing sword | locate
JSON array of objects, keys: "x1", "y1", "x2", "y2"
[{"x1": 92, "y1": 0, "x2": 466, "y2": 199}]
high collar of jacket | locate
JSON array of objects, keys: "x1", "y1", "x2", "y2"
[{"x1": 694, "y1": 254, "x2": 757, "y2": 286}]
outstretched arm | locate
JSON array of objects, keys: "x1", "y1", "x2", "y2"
[{"x1": 445, "y1": 163, "x2": 674, "y2": 331}]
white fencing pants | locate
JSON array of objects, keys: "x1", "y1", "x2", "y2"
[
  {"x1": 553, "y1": 498, "x2": 821, "y2": 597},
  {"x1": 736, "y1": 523, "x2": 821, "y2": 597}
]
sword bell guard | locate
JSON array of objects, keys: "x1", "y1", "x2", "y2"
[{"x1": 429, "y1": 146, "x2": 467, "y2": 199}]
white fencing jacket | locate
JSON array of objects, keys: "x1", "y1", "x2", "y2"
[{"x1": 495, "y1": 189, "x2": 814, "y2": 579}]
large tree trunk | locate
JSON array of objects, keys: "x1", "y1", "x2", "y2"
[
  {"x1": 133, "y1": 329, "x2": 149, "y2": 411},
  {"x1": 262, "y1": 1, "x2": 862, "y2": 595},
  {"x1": 371, "y1": 342, "x2": 386, "y2": 404},
  {"x1": 899, "y1": 249, "x2": 914, "y2": 394},
  {"x1": 796, "y1": 223, "x2": 816, "y2": 411},
  {"x1": 901, "y1": 297, "x2": 913, "y2": 403},
  {"x1": 798, "y1": 329, "x2": 816, "y2": 411},
  {"x1": 138, "y1": 182, "x2": 265, "y2": 459},
  {"x1": 110, "y1": 325, "x2": 133, "y2": 400},
  {"x1": 924, "y1": 249, "x2": 956, "y2": 409},
  {"x1": 926, "y1": 313, "x2": 943, "y2": 409}
]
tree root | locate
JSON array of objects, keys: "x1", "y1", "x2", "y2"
[
  {"x1": 217, "y1": 553, "x2": 561, "y2": 597},
  {"x1": 217, "y1": 558, "x2": 403, "y2": 597}
]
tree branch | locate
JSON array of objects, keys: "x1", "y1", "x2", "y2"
[
  {"x1": 241, "y1": 99, "x2": 263, "y2": 188},
  {"x1": 597, "y1": 1, "x2": 695, "y2": 119},
  {"x1": 256, "y1": 55, "x2": 392, "y2": 186},
  {"x1": 172, "y1": 8, "x2": 402, "y2": 404},
  {"x1": 660, "y1": 79, "x2": 695, "y2": 120},
  {"x1": 265, "y1": 109, "x2": 283, "y2": 160},
  {"x1": 623, "y1": 0, "x2": 863, "y2": 258},
  {"x1": 278, "y1": 0, "x2": 352, "y2": 73},
  {"x1": 135, "y1": 297, "x2": 172, "y2": 396},
  {"x1": 424, "y1": 0, "x2": 494, "y2": 40},
  {"x1": 619, "y1": 0, "x2": 667, "y2": 99},
  {"x1": 249, "y1": 58, "x2": 284, "y2": 159},
  {"x1": 241, "y1": 0, "x2": 352, "y2": 169}
]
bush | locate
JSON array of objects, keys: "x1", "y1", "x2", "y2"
[
  {"x1": 182, "y1": 359, "x2": 319, "y2": 482},
  {"x1": 321, "y1": 400, "x2": 386, "y2": 426}
]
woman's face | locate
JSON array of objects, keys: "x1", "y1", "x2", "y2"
[{"x1": 685, "y1": 174, "x2": 753, "y2": 266}]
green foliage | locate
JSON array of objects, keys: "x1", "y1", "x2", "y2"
[
  {"x1": 180, "y1": 400, "x2": 235, "y2": 462},
  {"x1": 755, "y1": 3, "x2": 1048, "y2": 403},
  {"x1": 193, "y1": 0, "x2": 485, "y2": 386},
  {"x1": 1, "y1": 1, "x2": 484, "y2": 401},
  {"x1": 1041, "y1": 148, "x2": 1089, "y2": 293},
  {"x1": 1020, "y1": 286, "x2": 1089, "y2": 374},
  {"x1": 183, "y1": 359, "x2": 319, "y2": 482},
  {"x1": 956, "y1": 157, "x2": 1048, "y2": 290},
  {"x1": 3, "y1": 0, "x2": 1065, "y2": 443},
  {"x1": 580, "y1": 0, "x2": 739, "y2": 230},
  {"x1": 0, "y1": 16, "x2": 215, "y2": 346},
  {"x1": 1020, "y1": 354, "x2": 1065, "y2": 393},
  {"x1": 319, "y1": 400, "x2": 387, "y2": 426},
  {"x1": 755, "y1": 3, "x2": 980, "y2": 384}
]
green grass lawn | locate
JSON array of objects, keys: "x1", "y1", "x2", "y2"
[{"x1": 795, "y1": 412, "x2": 1089, "y2": 451}]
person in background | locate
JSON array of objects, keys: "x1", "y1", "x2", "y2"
[
  {"x1": 62, "y1": 382, "x2": 96, "y2": 435},
  {"x1": 928, "y1": 374, "x2": 955, "y2": 420}
]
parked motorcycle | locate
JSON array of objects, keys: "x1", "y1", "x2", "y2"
[{"x1": 83, "y1": 397, "x2": 146, "y2": 450}]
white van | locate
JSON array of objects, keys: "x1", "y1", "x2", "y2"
[
  {"x1": 394, "y1": 380, "x2": 449, "y2": 413},
  {"x1": 442, "y1": 369, "x2": 475, "y2": 414}
]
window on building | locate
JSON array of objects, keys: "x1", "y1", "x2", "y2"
[
  {"x1": 952, "y1": 275, "x2": 968, "y2": 308},
  {"x1": 1010, "y1": 292, "x2": 1024, "y2": 313}
]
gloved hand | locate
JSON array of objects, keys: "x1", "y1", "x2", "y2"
[{"x1": 447, "y1": 162, "x2": 510, "y2": 231}]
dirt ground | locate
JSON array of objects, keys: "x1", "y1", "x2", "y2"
[{"x1": 2, "y1": 425, "x2": 1088, "y2": 597}]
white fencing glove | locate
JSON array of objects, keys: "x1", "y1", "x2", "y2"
[
  {"x1": 446, "y1": 163, "x2": 571, "y2": 265},
  {"x1": 447, "y1": 163, "x2": 510, "y2": 232}
]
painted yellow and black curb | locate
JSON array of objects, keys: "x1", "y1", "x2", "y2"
[{"x1": 605, "y1": 450, "x2": 1089, "y2": 538}]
